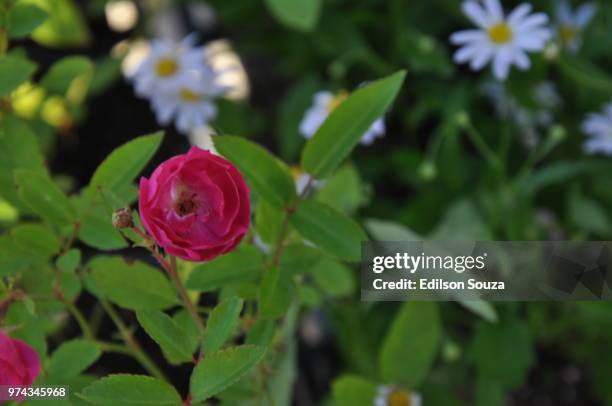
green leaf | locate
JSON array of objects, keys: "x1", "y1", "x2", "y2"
[
  {"x1": 11, "y1": 223, "x2": 60, "y2": 260},
  {"x1": 316, "y1": 164, "x2": 367, "y2": 214},
  {"x1": 569, "y1": 193, "x2": 612, "y2": 236},
  {"x1": 186, "y1": 246, "x2": 264, "y2": 291},
  {"x1": 136, "y1": 310, "x2": 194, "y2": 365},
  {"x1": 79, "y1": 374, "x2": 182, "y2": 406},
  {"x1": 190, "y1": 345, "x2": 267, "y2": 402},
  {"x1": 379, "y1": 302, "x2": 441, "y2": 388},
  {"x1": 204, "y1": 297, "x2": 243, "y2": 353},
  {"x1": 14, "y1": 169, "x2": 76, "y2": 227},
  {"x1": 7, "y1": 3, "x2": 48, "y2": 38},
  {"x1": 30, "y1": 0, "x2": 91, "y2": 48},
  {"x1": 258, "y1": 266, "x2": 294, "y2": 320},
  {"x1": 332, "y1": 375, "x2": 377, "y2": 406},
  {"x1": 310, "y1": 258, "x2": 355, "y2": 297},
  {"x1": 559, "y1": 56, "x2": 612, "y2": 94},
  {"x1": 214, "y1": 136, "x2": 296, "y2": 209},
  {"x1": 264, "y1": 0, "x2": 321, "y2": 32},
  {"x1": 88, "y1": 132, "x2": 163, "y2": 197},
  {"x1": 87, "y1": 256, "x2": 178, "y2": 310},
  {"x1": 291, "y1": 200, "x2": 366, "y2": 261},
  {"x1": 49, "y1": 339, "x2": 101, "y2": 379},
  {"x1": 78, "y1": 202, "x2": 128, "y2": 250},
  {"x1": 469, "y1": 317, "x2": 534, "y2": 389},
  {"x1": 41, "y1": 56, "x2": 93, "y2": 95},
  {"x1": 56, "y1": 248, "x2": 81, "y2": 273},
  {"x1": 459, "y1": 300, "x2": 498, "y2": 323},
  {"x1": 301, "y1": 71, "x2": 405, "y2": 178},
  {"x1": 365, "y1": 219, "x2": 422, "y2": 241},
  {"x1": 0, "y1": 55, "x2": 37, "y2": 96}
]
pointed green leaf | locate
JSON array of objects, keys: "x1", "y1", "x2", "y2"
[
  {"x1": 291, "y1": 200, "x2": 366, "y2": 261},
  {"x1": 186, "y1": 246, "x2": 264, "y2": 291},
  {"x1": 14, "y1": 169, "x2": 76, "y2": 227},
  {"x1": 11, "y1": 223, "x2": 60, "y2": 260},
  {"x1": 204, "y1": 297, "x2": 243, "y2": 353},
  {"x1": 214, "y1": 136, "x2": 296, "y2": 209},
  {"x1": 87, "y1": 256, "x2": 178, "y2": 310},
  {"x1": 0, "y1": 55, "x2": 37, "y2": 96},
  {"x1": 301, "y1": 71, "x2": 405, "y2": 178},
  {"x1": 264, "y1": 0, "x2": 321, "y2": 32},
  {"x1": 49, "y1": 339, "x2": 101, "y2": 379},
  {"x1": 7, "y1": 3, "x2": 47, "y2": 38},
  {"x1": 259, "y1": 266, "x2": 294, "y2": 320},
  {"x1": 190, "y1": 345, "x2": 267, "y2": 402},
  {"x1": 88, "y1": 132, "x2": 163, "y2": 197},
  {"x1": 332, "y1": 375, "x2": 377, "y2": 406},
  {"x1": 379, "y1": 302, "x2": 441, "y2": 388},
  {"x1": 31, "y1": 0, "x2": 91, "y2": 48},
  {"x1": 56, "y1": 248, "x2": 81, "y2": 273},
  {"x1": 41, "y1": 55, "x2": 93, "y2": 95},
  {"x1": 310, "y1": 258, "x2": 355, "y2": 297},
  {"x1": 136, "y1": 310, "x2": 194, "y2": 365},
  {"x1": 79, "y1": 375, "x2": 181, "y2": 406}
]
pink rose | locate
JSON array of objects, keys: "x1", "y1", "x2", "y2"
[
  {"x1": 0, "y1": 332, "x2": 41, "y2": 388},
  {"x1": 139, "y1": 146, "x2": 250, "y2": 262}
]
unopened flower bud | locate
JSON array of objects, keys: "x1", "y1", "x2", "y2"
[{"x1": 112, "y1": 208, "x2": 134, "y2": 229}]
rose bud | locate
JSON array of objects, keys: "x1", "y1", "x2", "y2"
[
  {"x1": 139, "y1": 146, "x2": 250, "y2": 262},
  {"x1": 112, "y1": 207, "x2": 134, "y2": 229},
  {"x1": 0, "y1": 331, "x2": 41, "y2": 388}
]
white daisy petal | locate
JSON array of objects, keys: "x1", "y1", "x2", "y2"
[
  {"x1": 513, "y1": 50, "x2": 531, "y2": 70},
  {"x1": 575, "y1": 3, "x2": 597, "y2": 28},
  {"x1": 462, "y1": 1, "x2": 492, "y2": 28},
  {"x1": 492, "y1": 47, "x2": 513, "y2": 80},
  {"x1": 450, "y1": 29, "x2": 486, "y2": 45},
  {"x1": 515, "y1": 13, "x2": 549, "y2": 32},
  {"x1": 470, "y1": 45, "x2": 494, "y2": 71},
  {"x1": 557, "y1": 0, "x2": 572, "y2": 24},
  {"x1": 454, "y1": 44, "x2": 480, "y2": 63},
  {"x1": 483, "y1": 0, "x2": 503, "y2": 22},
  {"x1": 508, "y1": 3, "x2": 533, "y2": 25}
]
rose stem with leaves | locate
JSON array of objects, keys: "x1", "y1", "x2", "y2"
[
  {"x1": 130, "y1": 226, "x2": 206, "y2": 347},
  {"x1": 270, "y1": 176, "x2": 315, "y2": 268},
  {"x1": 99, "y1": 299, "x2": 168, "y2": 381}
]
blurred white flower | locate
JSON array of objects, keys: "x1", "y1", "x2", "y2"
[
  {"x1": 127, "y1": 34, "x2": 229, "y2": 134},
  {"x1": 299, "y1": 90, "x2": 386, "y2": 146},
  {"x1": 450, "y1": 0, "x2": 552, "y2": 81},
  {"x1": 291, "y1": 166, "x2": 322, "y2": 195},
  {"x1": 482, "y1": 80, "x2": 561, "y2": 147},
  {"x1": 582, "y1": 103, "x2": 612, "y2": 155},
  {"x1": 129, "y1": 35, "x2": 208, "y2": 97},
  {"x1": 150, "y1": 78, "x2": 224, "y2": 134},
  {"x1": 556, "y1": 1, "x2": 597, "y2": 52},
  {"x1": 374, "y1": 385, "x2": 421, "y2": 406}
]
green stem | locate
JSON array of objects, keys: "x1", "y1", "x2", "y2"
[
  {"x1": 100, "y1": 299, "x2": 168, "y2": 381},
  {"x1": 66, "y1": 302, "x2": 94, "y2": 340},
  {"x1": 460, "y1": 116, "x2": 503, "y2": 171},
  {"x1": 269, "y1": 176, "x2": 315, "y2": 269}
]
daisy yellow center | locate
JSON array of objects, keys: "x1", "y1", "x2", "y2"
[
  {"x1": 179, "y1": 88, "x2": 201, "y2": 103},
  {"x1": 387, "y1": 389, "x2": 412, "y2": 406},
  {"x1": 290, "y1": 166, "x2": 304, "y2": 181},
  {"x1": 488, "y1": 22, "x2": 513, "y2": 44},
  {"x1": 155, "y1": 58, "x2": 178, "y2": 77},
  {"x1": 326, "y1": 90, "x2": 349, "y2": 112},
  {"x1": 560, "y1": 24, "x2": 577, "y2": 43}
]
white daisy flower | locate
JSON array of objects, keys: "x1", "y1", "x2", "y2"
[
  {"x1": 450, "y1": 0, "x2": 552, "y2": 81},
  {"x1": 150, "y1": 73, "x2": 225, "y2": 134},
  {"x1": 374, "y1": 385, "x2": 421, "y2": 406},
  {"x1": 299, "y1": 90, "x2": 386, "y2": 146},
  {"x1": 556, "y1": 0, "x2": 597, "y2": 52},
  {"x1": 582, "y1": 103, "x2": 612, "y2": 155},
  {"x1": 129, "y1": 34, "x2": 209, "y2": 97},
  {"x1": 290, "y1": 166, "x2": 322, "y2": 195}
]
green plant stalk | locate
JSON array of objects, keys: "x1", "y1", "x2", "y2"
[
  {"x1": 99, "y1": 299, "x2": 168, "y2": 381},
  {"x1": 269, "y1": 176, "x2": 314, "y2": 269},
  {"x1": 66, "y1": 302, "x2": 94, "y2": 340},
  {"x1": 462, "y1": 121, "x2": 503, "y2": 171}
]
